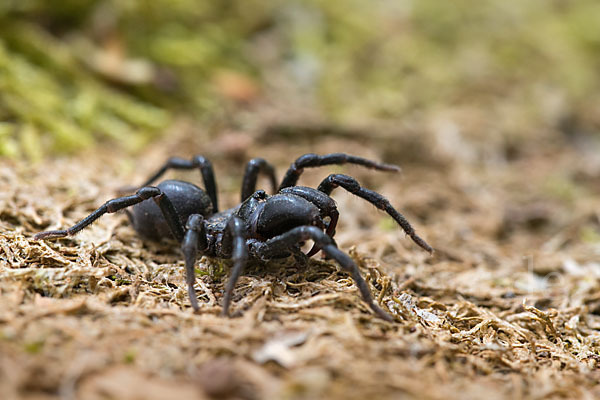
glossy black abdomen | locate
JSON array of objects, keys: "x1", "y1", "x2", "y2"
[{"x1": 129, "y1": 180, "x2": 213, "y2": 241}]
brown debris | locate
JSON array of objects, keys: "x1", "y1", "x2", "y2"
[{"x1": 1, "y1": 136, "x2": 600, "y2": 400}]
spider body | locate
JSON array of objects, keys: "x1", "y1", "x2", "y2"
[
  {"x1": 129, "y1": 180, "x2": 214, "y2": 241},
  {"x1": 35, "y1": 153, "x2": 432, "y2": 321}
]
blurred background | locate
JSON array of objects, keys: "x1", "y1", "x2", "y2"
[
  {"x1": 2, "y1": 3, "x2": 600, "y2": 399},
  {"x1": 1, "y1": 0, "x2": 599, "y2": 161}
]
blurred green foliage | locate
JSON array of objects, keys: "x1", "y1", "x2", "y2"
[
  {"x1": 0, "y1": 0, "x2": 598, "y2": 159},
  {"x1": 289, "y1": 0, "x2": 600, "y2": 124}
]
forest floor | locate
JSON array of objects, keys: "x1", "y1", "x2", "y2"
[{"x1": 1, "y1": 122, "x2": 600, "y2": 400}]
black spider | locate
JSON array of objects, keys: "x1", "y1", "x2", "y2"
[{"x1": 34, "y1": 153, "x2": 432, "y2": 321}]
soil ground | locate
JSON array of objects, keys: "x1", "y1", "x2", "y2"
[{"x1": 1, "y1": 124, "x2": 600, "y2": 399}]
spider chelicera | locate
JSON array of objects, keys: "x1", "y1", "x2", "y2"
[{"x1": 35, "y1": 153, "x2": 432, "y2": 321}]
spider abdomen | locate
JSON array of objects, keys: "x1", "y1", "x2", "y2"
[{"x1": 129, "y1": 180, "x2": 213, "y2": 241}]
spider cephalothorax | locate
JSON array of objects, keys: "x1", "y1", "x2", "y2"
[{"x1": 35, "y1": 153, "x2": 432, "y2": 321}]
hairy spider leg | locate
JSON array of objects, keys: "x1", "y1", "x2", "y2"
[
  {"x1": 240, "y1": 158, "x2": 278, "y2": 202},
  {"x1": 317, "y1": 174, "x2": 433, "y2": 254},
  {"x1": 181, "y1": 214, "x2": 209, "y2": 311},
  {"x1": 279, "y1": 153, "x2": 401, "y2": 190},
  {"x1": 34, "y1": 186, "x2": 186, "y2": 242},
  {"x1": 252, "y1": 225, "x2": 393, "y2": 321},
  {"x1": 221, "y1": 217, "x2": 248, "y2": 316},
  {"x1": 139, "y1": 156, "x2": 219, "y2": 212},
  {"x1": 278, "y1": 186, "x2": 340, "y2": 256}
]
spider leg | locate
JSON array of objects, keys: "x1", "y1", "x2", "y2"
[
  {"x1": 181, "y1": 214, "x2": 209, "y2": 311},
  {"x1": 240, "y1": 158, "x2": 278, "y2": 202},
  {"x1": 279, "y1": 153, "x2": 400, "y2": 190},
  {"x1": 34, "y1": 186, "x2": 185, "y2": 242},
  {"x1": 255, "y1": 226, "x2": 393, "y2": 321},
  {"x1": 221, "y1": 217, "x2": 248, "y2": 316},
  {"x1": 318, "y1": 174, "x2": 433, "y2": 253},
  {"x1": 139, "y1": 156, "x2": 219, "y2": 212}
]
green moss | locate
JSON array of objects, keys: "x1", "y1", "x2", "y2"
[
  {"x1": 542, "y1": 175, "x2": 584, "y2": 204},
  {"x1": 123, "y1": 348, "x2": 137, "y2": 364},
  {"x1": 580, "y1": 227, "x2": 600, "y2": 244},
  {"x1": 24, "y1": 340, "x2": 45, "y2": 354},
  {"x1": 378, "y1": 216, "x2": 398, "y2": 232},
  {"x1": 1, "y1": 0, "x2": 599, "y2": 159}
]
